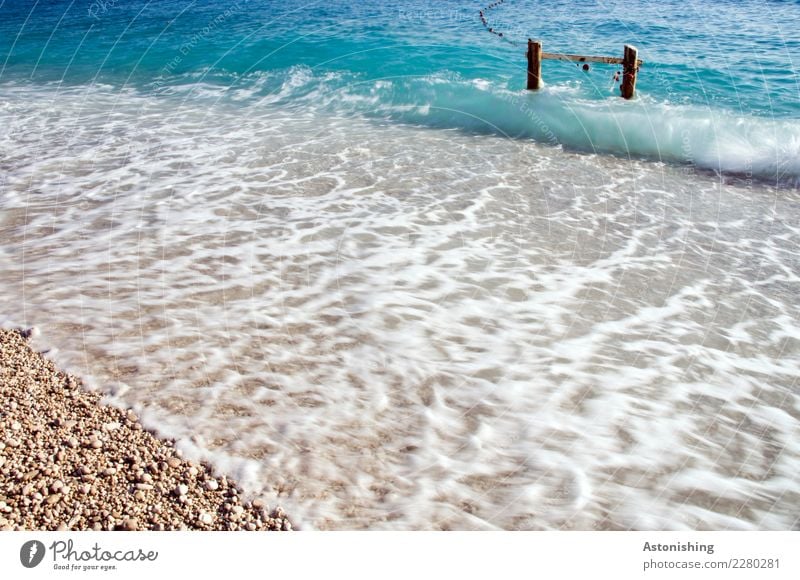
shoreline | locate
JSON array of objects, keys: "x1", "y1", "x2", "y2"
[{"x1": 0, "y1": 328, "x2": 291, "y2": 531}]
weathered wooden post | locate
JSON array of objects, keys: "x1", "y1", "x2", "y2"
[
  {"x1": 620, "y1": 44, "x2": 638, "y2": 100},
  {"x1": 527, "y1": 39, "x2": 542, "y2": 90}
]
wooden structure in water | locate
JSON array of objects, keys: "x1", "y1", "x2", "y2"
[{"x1": 526, "y1": 39, "x2": 643, "y2": 99}]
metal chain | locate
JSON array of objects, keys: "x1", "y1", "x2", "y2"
[{"x1": 479, "y1": 0, "x2": 523, "y2": 47}]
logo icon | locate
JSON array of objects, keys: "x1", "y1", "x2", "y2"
[{"x1": 20, "y1": 540, "x2": 46, "y2": 568}]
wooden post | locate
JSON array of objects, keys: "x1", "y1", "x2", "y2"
[
  {"x1": 527, "y1": 39, "x2": 542, "y2": 90},
  {"x1": 620, "y1": 44, "x2": 638, "y2": 100}
]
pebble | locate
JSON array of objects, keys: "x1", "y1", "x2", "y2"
[
  {"x1": 23, "y1": 469, "x2": 40, "y2": 481},
  {"x1": 22, "y1": 326, "x2": 40, "y2": 338},
  {"x1": 0, "y1": 328, "x2": 293, "y2": 532}
]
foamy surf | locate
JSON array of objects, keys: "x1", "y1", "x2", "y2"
[
  {"x1": 1, "y1": 83, "x2": 799, "y2": 530},
  {"x1": 142, "y1": 68, "x2": 800, "y2": 184}
]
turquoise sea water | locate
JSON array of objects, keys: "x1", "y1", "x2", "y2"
[
  {"x1": 2, "y1": 1, "x2": 800, "y2": 530},
  {"x1": 2, "y1": 0, "x2": 799, "y2": 180}
]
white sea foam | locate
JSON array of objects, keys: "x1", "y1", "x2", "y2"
[{"x1": 1, "y1": 83, "x2": 799, "y2": 530}]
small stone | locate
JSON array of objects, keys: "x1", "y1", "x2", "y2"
[
  {"x1": 198, "y1": 513, "x2": 213, "y2": 525},
  {"x1": 135, "y1": 483, "x2": 153, "y2": 491},
  {"x1": 122, "y1": 518, "x2": 138, "y2": 531},
  {"x1": 23, "y1": 326, "x2": 40, "y2": 338},
  {"x1": 23, "y1": 469, "x2": 40, "y2": 481},
  {"x1": 79, "y1": 484, "x2": 92, "y2": 494},
  {"x1": 103, "y1": 468, "x2": 117, "y2": 476},
  {"x1": 134, "y1": 491, "x2": 146, "y2": 501},
  {"x1": 175, "y1": 484, "x2": 189, "y2": 497},
  {"x1": 232, "y1": 505, "x2": 244, "y2": 516},
  {"x1": 245, "y1": 522, "x2": 257, "y2": 531},
  {"x1": 10, "y1": 421, "x2": 21, "y2": 431},
  {"x1": 5, "y1": 438, "x2": 20, "y2": 448},
  {"x1": 252, "y1": 498, "x2": 264, "y2": 509},
  {"x1": 90, "y1": 439, "x2": 103, "y2": 449},
  {"x1": 46, "y1": 494, "x2": 62, "y2": 505},
  {"x1": 188, "y1": 466, "x2": 198, "y2": 477},
  {"x1": 103, "y1": 421, "x2": 121, "y2": 431},
  {"x1": 167, "y1": 457, "x2": 181, "y2": 469},
  {"x1": 50, "y1": 480, "x2": 64, "y2": 493},
  {"x1": 204, "y1": 480, "x2": 218, "y2": 491}
]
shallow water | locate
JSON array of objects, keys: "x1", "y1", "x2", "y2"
[{"x1": 1, "y1": 0, "x2": 799, "y2": 529}]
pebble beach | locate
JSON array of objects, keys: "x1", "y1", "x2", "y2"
[{"x1": 0, "y1": 328, "x2": 291, "y2": 531}]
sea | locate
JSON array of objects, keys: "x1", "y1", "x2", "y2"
[{"x1": 1, "y1": 0, "x2": 799, "y2": 530}]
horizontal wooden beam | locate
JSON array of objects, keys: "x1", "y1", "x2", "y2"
[{"x1": 541, "y1": 51, "x2": 643, "y2": 67}]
